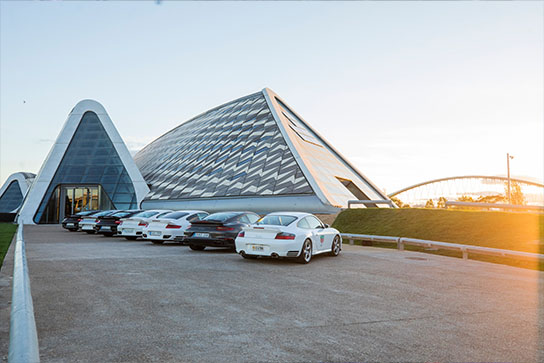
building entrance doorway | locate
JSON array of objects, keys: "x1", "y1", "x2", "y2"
[
  {"x1": 38, "y1": 184, "x2": 117, "y2": 224},
  {"x1": 59, "y1": 185, "x2": 100, "y2": 221}
]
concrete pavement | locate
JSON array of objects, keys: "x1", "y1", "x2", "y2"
[{"x1": 1, "y1": 225, "x2": 542, "y2": 362}]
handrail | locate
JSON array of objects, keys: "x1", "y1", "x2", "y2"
[
  {"x1": 347, "y1": 200, "x2": 394, "y2": 208},
  {"x1": 341, "y1": 233, "x2": 544, "y2": 262},
  {"x1": 8, "y1": 223, "x2": 40, "y2": 363},
  {"x1": 445, "y1": 201, "x2": 544, "y2": 212}
]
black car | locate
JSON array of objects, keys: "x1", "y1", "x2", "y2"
[
  {"x1": 181, "y1": 211, "x2": 260, "y2": 251},
  {"x1": 95, "y1": 210, "x2": 142, "y2": 237},
  {"x1": 61, "y1": 210, "x2": 102, "y2": 231}
]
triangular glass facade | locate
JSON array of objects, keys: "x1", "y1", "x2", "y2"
[
  {"x1": 134, "y1": 92, "x2": 314, "y2": 200},
  {"x1": 0, "y1": 181, "x2": 23, "y2": 212},
  {"x1": 272, "y1": 97, "x2": 386, "y2": 207},
  {"x1": 34, "y1": 111, "x2": 137, "y2": 223}
]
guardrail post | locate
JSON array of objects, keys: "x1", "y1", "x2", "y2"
[
  {"x1": 340, "y1": 233, "x2": 544, "y2": 263},
  {"x1": 9, "y1": 223, "x2": 40, "y2": 363}
]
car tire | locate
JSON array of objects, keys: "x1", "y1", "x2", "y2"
[
  {"x1": 151, "y1": 241, "x2": 164, "y2": 245},
  {"x1": 296, "y1": 239, "x2": 312, "y2": 264},
  {"x1": 125, "y1": 236, "x2": 138, "y2": 241},
  {"x1": 330, "y1": 235, "x2": 341, "y2": 256},
  {"x1": 68, "y1": 229, "x2": 77, "y2": 232},
  {"x1": 189, "y1": 244, "x2": 205, "y2": 251},
  {"x1": 242, "y1": 252, "x2": 258, "y2": 259},
  {"x1": 85, "y1": 231, "x2": 95, "y2": 234}
]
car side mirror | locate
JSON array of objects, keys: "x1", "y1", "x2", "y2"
[{"x1": 324, "y1": 224, "x2": 329, "y2": 228}]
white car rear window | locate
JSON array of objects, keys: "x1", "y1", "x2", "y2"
[
  {"x1": 132, "y1": 211, "x2": 159, "y2": 218},
  {"x1": 257, "y1": 215, "x2": 297, "y2": 226},
  {"x1": 162, "y1": 211, "x2": 189, "y2": 219}
]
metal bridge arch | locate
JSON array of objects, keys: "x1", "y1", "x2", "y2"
[{"x1": 389, "y1": 175, "x2": 543, "y2": 197}]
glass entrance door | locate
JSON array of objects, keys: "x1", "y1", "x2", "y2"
[
  {"x1": 59, "y1": 185, "x2": 100, "y2": 220},
  {"x1": 39, "y1": 184, "x2": 115, "y2": 224}
]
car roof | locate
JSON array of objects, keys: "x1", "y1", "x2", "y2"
[
  {"x1": 135, "y1": 209, "x2": 172, "y2": 214},
  {"x1": 109, "y1": 210, "x2": 141, "y2": 215},
  {"x1": 264, "y1": 211, "x2": 313, "y2": 218},
  {"x1": 206, "y1": 211, "x2": 247, "y2": 216},
  {"x1": 165, "y1": 210, "x2": 207, "y2": 214}
]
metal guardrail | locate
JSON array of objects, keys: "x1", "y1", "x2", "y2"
[
  {"x1": 9, "y1": 223, "x2": 40, "y2": 363},
  {"x1": 445, "y1": 201, "x2": 544, "y2": 212},
  {"x1": 341, "y1": 233, "x2": 544, "y2": 262},
  {"x1": 347, "y1": 200, "x2": 394, "y2": 208}
]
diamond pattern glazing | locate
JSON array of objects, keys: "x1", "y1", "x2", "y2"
[
  {"x1": 0, "y1": 181, "x2": 23, "y2": 212},
  {"x1": 134, "y1": 92, "x2": 313, "y2": 200}
]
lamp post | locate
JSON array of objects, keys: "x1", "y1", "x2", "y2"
[{"x1": 507, "y1": 153, "x2": 514, "y2": 204}]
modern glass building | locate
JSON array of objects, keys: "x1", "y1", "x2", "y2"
[
  {"x1": 134, "y1": 88, "x2": 390, "y2": 214},
  {"x1": 0, "y1": 172, "x2": 35, "y2": 213},
  {"x1": 11, "y1": 88, "x2": 390, "y2": 224},
  {"x1": 17, "y1": 100, "x2": 149, "y2": 224}
]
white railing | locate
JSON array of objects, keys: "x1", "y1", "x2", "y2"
[
  {"x1": 347, "y1": 200, "x2": 394, "y2": 208},
  {"x1": 8, "y1": 223, "x2": 40, "y2": 363},
  {"x1": 444, "y1": 201, "x2": 544, "y2": 212},
  {"x1": 341, "y1": 233, "x2": 544, "y2": 262}
]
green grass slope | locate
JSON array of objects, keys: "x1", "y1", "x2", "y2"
[
  {"x1": 333, "y1": 208, "x2": 543, "y2": 254},
  {"x1": 0, "y1": 223, "x2": 17, "y2": 269}
]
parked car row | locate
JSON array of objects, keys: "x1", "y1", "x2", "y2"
[
  {"x1": 61, "y1": 209, "x2": 341, "y2": 264},
  {"x1": 142, "y1": 210, "x2": 209, "y2": 243}
]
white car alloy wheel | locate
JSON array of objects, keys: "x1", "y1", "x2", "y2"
[
  {"x1": 297, "y1": 239, "x2": 312, "y2": 264},
  {"x1": 331, "y1": 235, "x2": 340, "y2": 256}
]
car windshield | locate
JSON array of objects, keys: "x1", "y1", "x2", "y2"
[
  {"x1": 204, "y1": 212, "x2": 239, "y2": 222},
  {"x1": 257, "y1": 215, "x2": 297, "y2": 226},
  {"x1": 132, "y1": 211, "x2": 160, "y2": 218},
  {"x1": 162, "y1": 211, "x2": 189, "y2": 219}
]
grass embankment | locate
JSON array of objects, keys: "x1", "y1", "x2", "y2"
[
  {"x1": 0, "y1": 223, "x2": 17, "y2": 269},
  {"x1": 332, "y1": 208, "x2": 543, "y2": 270}
]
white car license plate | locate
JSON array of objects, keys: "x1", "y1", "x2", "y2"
[
  {"x1": 66, "y1": 223, "x2": 74, "y2": 227},
  {"x1": 82, "y1": 225, "x2": 92, "y2": 230},
  {"x1": 123, "y1": 229, "x2": 134, "y2": 234},
  {"x1": 251, "y1": 245, "x2": 264, "y2": 251},
  {"x1": 150, "y1": 231, "x2": 161, "y2": 236},
  {"x1": 101, "y1": 226, "x2": 111, "y2": 230},
  {"x1": 194, "y1": 233, "x2": 209, "y2": 238}
]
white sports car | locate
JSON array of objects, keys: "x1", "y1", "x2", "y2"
[
  {"x1": 235, "y1": 212, "x2": 341, "y2": 263},
  {"x1": 117, "y1": 210, "x2": 172, "y2": 240},
  {"x1": 143, "y1": 210, "x2": 209, "y2": 244},
  {"x1": 78, "y1": 210, "x2": 118, "y2": 234}
]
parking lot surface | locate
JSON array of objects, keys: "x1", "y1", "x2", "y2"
[{"x1": 1, "y1": 225, "x2": 543, "y2": 362}]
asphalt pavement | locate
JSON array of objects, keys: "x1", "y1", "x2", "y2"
[{"x1": 1, "y1": 225, "x2": 542, "y2": 362}]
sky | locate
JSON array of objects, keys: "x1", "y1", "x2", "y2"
[{"x1": 1, "y1": 1, "x2": 542, "y2": 194}]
